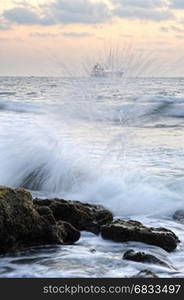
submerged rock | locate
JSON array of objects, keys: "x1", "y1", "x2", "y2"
[
  {"x1": 33, "y1": 198, "x2": 113, "y2": 234},
  {"x1": 0, "y1": 186, "x2": 80, "y2": 254},
  {"x1": 101, "y1": 219, "x2": 179, "y2": 252},
  {"x1": 123, "y1": 249, "x2": 175, "y2": 269},
  {"x1": 89, "y1": 248, "x2": 96, "y2": 253},
  {"x1": 173, "y1": 210, "x2": 184, "y2": 223},
  {"x1": 133, "y1": 269, "x2": 159, "y2": 278}
]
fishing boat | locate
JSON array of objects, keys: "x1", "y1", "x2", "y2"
[{"x1": 90, "y1": 63, "x2": 123, "y2": 78}]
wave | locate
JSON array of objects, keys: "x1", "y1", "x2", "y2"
[
  {"x1": 0, "y1": 113, "x2": 182, "y2": 219},
  {"x1": 128, "y1": 95, "x2": 184, "y2": 120},
  {"x1": 0, "y1": 117, "x2": 93, "y2": 194},
  {"x1": 133, "y1": 95, "x2": 184, "y2": 104},
  {"x1": 1, "y1": 92, "x2": 184, "y2": 124},
  {"x1": 0, "y1": 100, "x2": 42, "y2": 114},
  {"x1": 0, "y1": 85, "x2": 183, "y2": 219},
  {"x1": 53, "y1": 95, "x2": 184, "y2": 124},
  {"x1": 0, "y1": 91, "x2": 16, "y2": 96}
]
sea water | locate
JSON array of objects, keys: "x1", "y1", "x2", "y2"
[{"x1": 0, "y1": 76, "x2": 184, "y2": 277}]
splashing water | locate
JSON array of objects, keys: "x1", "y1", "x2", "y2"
[{"x1": 0, "y1": 75, "x2": 184, "y2": 219}]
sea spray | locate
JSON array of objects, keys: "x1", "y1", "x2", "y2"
[{"x1": 0, "y1": 77, "x2": 183, "y2": 218}]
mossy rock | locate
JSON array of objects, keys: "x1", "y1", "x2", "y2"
[
  {"x1": 0, "y1": 186, "x2": 80, "y2": 254},
  {"x1": 33, "y1": 198, "x2": 113, "y2": 234}
]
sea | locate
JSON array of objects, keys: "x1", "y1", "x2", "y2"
[{"x1": 0, "y1": 76, "x2": 184, "y2": 278}]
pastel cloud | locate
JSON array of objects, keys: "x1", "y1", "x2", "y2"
[
  {"x1": 2, "y1": 0, "x2": 179, "y2": 27},
  {"x1": 160, "y1": 24, "x2": 184, "y2": 32},
  {"x1": 0, "y1": 16, "x2": 12, "y2": 30},
  {"x1": 29, "y1": 31, "x2": 93, "y2": 38},
  {"x1": 62, "y1": 32, "x2": 93, "y2": 37},
  {"x1": 51, "y1": 0, "x2": 111, "y2": 24},
  {"x1": 3, "y1": 0, "x2": 111, "y2": 26},
  {"x1": 3, "y1": 7, "x2": 55, "y2": 26},
  {"x1": 113, "y1": 0, "x2": 169, "y2": 8},
  {"x1": 112, "y1": 0, "x2": 174, "y2": 21},
  {"x1": 171, "y1": 0, "x2": 184, "y2": 9}
]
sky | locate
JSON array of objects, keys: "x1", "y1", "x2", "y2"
[{"x1": 0, "y1": 0, "x2": 184, "y2": 76}]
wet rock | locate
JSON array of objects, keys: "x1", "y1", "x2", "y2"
[
  {"x1": 89, "y1": 248, "x2": 96, "y2": 253},
  {"x1": 33, "y1": 198, "x2": 113, "y2": 234},
  {"x1": 173, "y1": 210, "x2": 184, "y2": 223},
  {"x1": 57, "y1": 221, "x2": 81, "y2": 244},
  {"x1": 101, "y1": 219, "x2": 179, "y2": 252},
  {"x1": 123, "y1": 249, "x2": 175, "y2": 269},
  {"x1": 35, "y1": 205, "x2": 56, "y2": 225},
  {"x1": 133, "y1": 269, "x2": 159, "y2": 278},
  {"x1": 0, "y1": 186, "x2": 80, "y2": 254}
]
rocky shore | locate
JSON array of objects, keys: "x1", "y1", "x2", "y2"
[
  {"x1": 101, "y1": 219, "x2": 179, "y2": 252},
  {"x1": 0, "y1": 186, "x2": 113, "y2": 254},
  {"x1": 123, "y1": 249, "x2": 176, "y2": 270},
  {"x1": 0, "y1": 186, "x2": 181, "y2": 277}
]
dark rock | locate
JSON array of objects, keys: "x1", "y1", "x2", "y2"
[
  {"x1": 173, "y1": 210, "x2": 184, "y2": 223},
  {"x1": 123, "y1": 249, "x2": 175, "y2": 269},
  {"x1": 33, "y1": 198, "x2": 113, "y2": 234},
  {"x1": 101, "y1": 219, "x2": 179, "y2": 252},
  {"x1": 56, "y1": 221, "x2": 81, "y2": 244},
  {"x1": 133, "y1": 269, "x2": 159, "y2": 278},
  {"x1": 34, "y1": 205, "x2": 56, "y2": 225},
  {"x1": 89, "y1": 248, "x2": 96, "y2": 253},
  {"x1": 0, "y1": 186, "x2": 80, "y2": 254}
]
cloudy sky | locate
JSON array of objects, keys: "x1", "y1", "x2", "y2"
[{"x1": 0, "y1": 0, "x2": 184, "y2": 76}]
